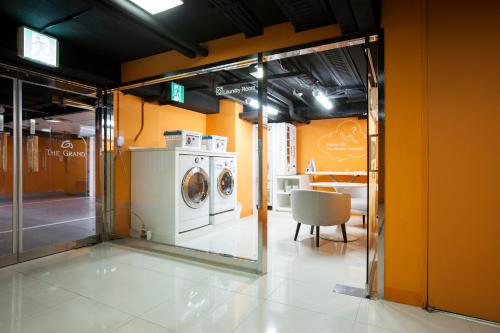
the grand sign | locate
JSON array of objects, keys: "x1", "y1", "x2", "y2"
[{"x1": 46, "y1": 140, "x2": 86, "y2": 158}]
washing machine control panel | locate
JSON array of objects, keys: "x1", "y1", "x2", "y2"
[
  {"x1": 194, "y1": 156, "x2": 206, "y2": 164},
  {"x1": 215, "y1": 158, "x2": 235, "y2": 171}
]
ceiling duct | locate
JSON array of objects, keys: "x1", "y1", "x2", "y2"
[
  {"x1": 273, "y1": 0, "x2": 333, "y2": 32},
  {"x1": 209, "y1": 0, "x2": 263, "y2": 37}
]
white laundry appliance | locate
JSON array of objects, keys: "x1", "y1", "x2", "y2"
[
  {"x1": 209, "y1": 154, "x2": 237, "y2": 224},
  {"x1": 130, "y1": 147, "x2": 211, "y2": 244}
]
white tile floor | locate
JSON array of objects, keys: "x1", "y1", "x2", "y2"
[
  {"x1": 180, "y1": 211, "x2": 368, "y2": 289},
  {"x1": 1, "y1": 243, "x2": 498, "y2": 332}
]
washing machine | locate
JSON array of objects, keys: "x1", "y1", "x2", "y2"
[
  {"x1": 178, "y1": 154, "x2": 210, "y2": 232},
  {"x1": 209, "y1": 155, "x2": 237, "y2": 224}
]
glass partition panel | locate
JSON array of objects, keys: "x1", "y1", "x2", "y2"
[
  {"x1": 0, "y1": 76, "x2": 15, "y2": 265},
  {"x1": 20, "y1": 81, "x2": 97, "y2": 252},
  {"x1": 114, "y1": 57, "x2": 263, "y2": 264},
  {"x1": 262, "y1": 39, "x2": 370, "y2": 294}
]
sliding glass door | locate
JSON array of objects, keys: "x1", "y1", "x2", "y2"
[
  {"x1": 0, "y1": 67, "x2": 99, "y2": 267},
  {"x1": 18, "y1": 81, "x2": 97, "y2": 256},
  {"x1": 0, "y1": 76, "x2": 16, "y2": 266}
]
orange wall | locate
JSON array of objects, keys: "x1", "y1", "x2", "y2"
[
  {"x1": 296, "y1": 118, "x2": 367, "y2": 173},
  {"x1": 382, "y1": 0, "x2": 428, "y2": 306},
  {"x1": 426, "y1": 0, "x2": 500, "y2": 322},
  {"x1": 0, "y1": 136, "x2": 87, "y2": 197}
]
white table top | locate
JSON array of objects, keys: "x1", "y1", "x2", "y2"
[
  {"x1": 309, "y1": 182, "x2": 367, "y2": 188},
  {"x1": 305, "y1": 171, "x2": 367, "y2": 176}
]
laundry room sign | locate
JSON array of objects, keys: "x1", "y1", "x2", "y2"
[{"x1": 215, "y1": 84, "x2": 256, "y2": 96}]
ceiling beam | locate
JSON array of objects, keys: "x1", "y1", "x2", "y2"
[
  {"x1": 326, "y1": 0, "x2": 357, "y2": 33},
  {"x1": 349, "y1": 0, "x2": 376, "y2": 32},
  {"x1": 92, "y1": 0, "x2": 208, "y2": 58},
  {"x1": 209, "y1": 0, "x2": 263, "y2": 38}
]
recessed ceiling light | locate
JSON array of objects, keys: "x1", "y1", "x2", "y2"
[{"x1": 129, "y1": 0, "x2": 183, "y2": 15}]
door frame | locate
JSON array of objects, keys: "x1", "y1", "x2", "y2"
[{"x1": 0, "y1": 63, "x2": 101, "y2": 268}]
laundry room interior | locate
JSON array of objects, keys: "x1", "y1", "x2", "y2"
[{"x1": 112, "y1": 42, "x2": 375, "y2": 290}]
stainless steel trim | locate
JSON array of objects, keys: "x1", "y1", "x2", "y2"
[
  {"x1": 15, "y1": 80, "x2": 23, "y2": 252},
  {"x1": 111, "y1": 238, "x2": 261, "y2": 274},
  {"x1": 116, "y1": 58, "x2": 258, "y2": 92},
  {"x1": 428, "y1": 309, "x2": 500, "y2": 328},
  {"x1": 12, "y1": 78, "x2": 18, "y2": 256},
  {"x1": 335, "y1": 284, "x2": 366, "y2": 298},
  {"x1": 262, "y1": 37, "x2": 369, "y2": 62},
  {"x1": 0, "y1": 62, "x2": 96, "y2": 96},
  {"x1": 217, "y1": 168, "x2": 234, "y2": 198},
  {"x1": 257, "y1": 53, "x2": 268, "y2": 274},
  {"x1": 181, "y1": 166, "x2": 210, "y2": 209}
]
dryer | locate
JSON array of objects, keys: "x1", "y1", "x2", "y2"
[{"x1": 209, "y1": 155, "x2": 237, "y2": 224}]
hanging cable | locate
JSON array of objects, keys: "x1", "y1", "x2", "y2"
[{"x1": 134, "y1": 99, "x2": 145, "y2": 142}]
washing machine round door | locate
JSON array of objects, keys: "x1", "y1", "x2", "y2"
[
  {"x1": 182, "y1": 167, "x2": 209, "y2": 209},
  {"x1": 217, "y1": 168, "x2": 234, "y2": 198}
]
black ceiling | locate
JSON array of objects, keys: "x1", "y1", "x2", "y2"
[
  {"x1": 122, "y1": 41, "x2": 375, "y2": 122},
  {"x1": 0, "y1": 0, "x2": 379, "y2": 87}
]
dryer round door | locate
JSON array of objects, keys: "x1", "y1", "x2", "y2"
[
  {"x1": 182, "y1": 167, "x2": 209, "y2": 209},
  {"x1": 217, "y1": 168, "x2": 234, "y2": 198}
]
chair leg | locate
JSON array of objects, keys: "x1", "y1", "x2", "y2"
[
  {"x1": 294, "y1": 223, "x2": 301, "y2": 241},
  {"x1": 340, "y1": 224, "x2": 347, "y2": 243},
  {"x1": 362, "y1": 215, "x2": 366, "y2": 228},
  {"x1": 316, "y1": 226, "x2": 320, "y2": 247},
  {"x1": 310, "y1": 225, "x2": 314, "y2": 235}
]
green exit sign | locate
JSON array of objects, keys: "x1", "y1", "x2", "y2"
[{"x1": 171, "y1": 82, "x2": 184, "y2": 103}]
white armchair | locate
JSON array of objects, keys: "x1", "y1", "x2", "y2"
[
  {"x1": 339, "y1": 188, "x2": 367, "y2": 227},
  {"x1": 290, "y1": 190, "x2": 351, "y2": 246}
]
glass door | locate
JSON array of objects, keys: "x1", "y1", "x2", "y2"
[
  {"x1": 18, "y1": 81, "x2": 98, "y2": 258},
  {"x1": 0, "y1": 76, "x2": 16, "y2": 266},
  {"x1": 366, "y1": 40, "x2": 382, "y2": 296}
]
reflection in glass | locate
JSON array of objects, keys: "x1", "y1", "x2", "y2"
[
  {"x1": 20, "y1": 82, "x2": 97, "y2": 252},
  {"x1": 0, "y1": 77, "x2": 14, "y2": 258}
]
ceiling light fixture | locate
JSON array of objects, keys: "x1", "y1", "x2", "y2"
[
  {"x1": 62, "y1": 98, "x2": 95, "y2": 111},
  {"x1": 245, "y1": 98, "x2": 279, "y2": 115},
  {"x1": 45, "y1": 118, "x2": 62, "y2": 123},
  {"x1": 312, "y1": 88, "x2": 333, "y2": 110},
  {"x1": 250, "y1": 67, "x2": 263, "y2": 79},
  {"x1": 129, "y1": 0, "x2": 183, "y2": 15}
]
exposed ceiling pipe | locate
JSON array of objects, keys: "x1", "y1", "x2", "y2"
[
  {"x1": 92, "y1": 0, "x2": 208, "y2": 58},
  {"x1": 40, "y1": 8, "x2": 93, "y2": 33}
]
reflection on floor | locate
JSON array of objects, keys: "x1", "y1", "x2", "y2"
[
  {"x1": 179, "y1": 211, "x2": 366, "y2": 289},
  {"x1": 0, "y1": 196, "x2": 96, "y2": 255},
  {"x1": 0, "y1": 243, "x2": 497, "y2": 333}
]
